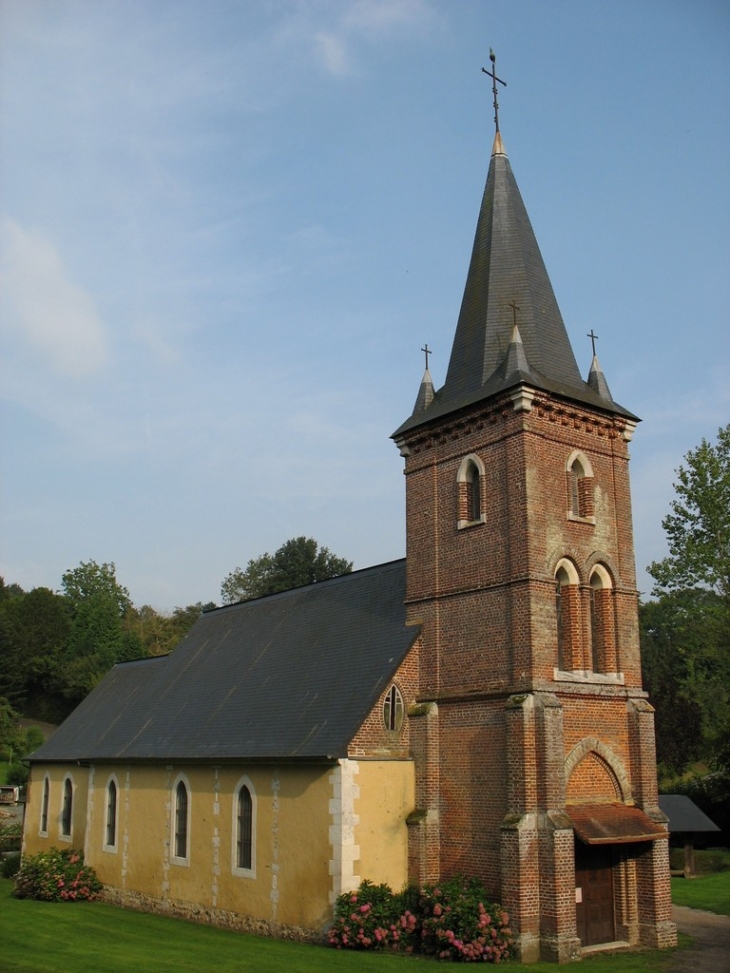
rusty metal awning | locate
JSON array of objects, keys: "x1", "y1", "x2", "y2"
[{"x1": 567, "y1": 804, "x2": 666, "y2": 845}]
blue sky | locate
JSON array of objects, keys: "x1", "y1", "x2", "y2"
[{"x1": 1, "y1": 0, "x2": 728, "y2": 612}]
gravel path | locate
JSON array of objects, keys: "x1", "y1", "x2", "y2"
[{"x1": 669, "y1": 905, "x2": 730, "y2": 973}]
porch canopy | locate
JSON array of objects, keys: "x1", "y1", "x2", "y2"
[{"x1": 567, "y1": 803, "x2": 666, "y2": 845}]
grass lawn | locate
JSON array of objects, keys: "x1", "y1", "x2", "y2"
[
  {"x1": 671, "y1": 868, "x2": 730, "y2": 916},
  {"x1": 0, "y1": 879, "x2": 683, "y2": 973}
]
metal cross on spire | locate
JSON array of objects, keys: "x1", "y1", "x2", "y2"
[
  {"x1": 482, "y1": 48, "x2": 507, "y2": 134},
  {"x1": 587, "y1": 330, "x2": 599, "y2": 356},
  {"x1": 421, "y1": 344, "x2": 432, "y2": 370},
  {"x1": 509, "y1": 300, "x2": 520, "y2": 328}
]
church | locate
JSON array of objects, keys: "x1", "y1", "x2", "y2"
[{"x1": 23, "y1": 76, "x2": 677, "y2": 962}]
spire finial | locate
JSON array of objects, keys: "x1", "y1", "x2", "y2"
[
  {"x1": 421, "y1": 343, "x2": 432, "y2": 370},
  {"x1": 482, "y1": 48, "x2": 507, "y2": 134},
  {"x1": 587, "y1": 329, "x2": 599, "y2": 357}
]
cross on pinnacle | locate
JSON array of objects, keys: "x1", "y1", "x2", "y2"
[
  {"x1": 421, "y1": 344, "x2": 432, "y2": 370},
  {"x1": 587, "y1": 330, "x2": 599, "y2": 356},
  {"x1": 509, "y1": 300, "x2": 520, "y2": 328},
  {"x1": 482, "y1": 48, "x2": 507, "y2": 134}
]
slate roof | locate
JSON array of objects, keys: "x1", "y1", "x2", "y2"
[
  {"x1": 394, "y1": 132, "x2": 636, "y2": 440},
  {"x1": 658, "y1": 795, "x2": 721, "y2": 833},
  {"x1": 30, "y1": 560, "x2": 419, "y2": 765}
]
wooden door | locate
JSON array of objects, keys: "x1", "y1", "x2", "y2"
[{"x1": 575, "y1": 844, "x2": 615, "y2": 946}]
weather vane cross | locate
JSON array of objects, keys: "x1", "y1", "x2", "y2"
[
  {"x1": 482, "y1": 48, "x2": 507, "y2": 134},
  {"x1": 587, "y1": 329, "x2": 599, "y2": 356},
  {"x1": 421, "y1": 344, "x2": 432, "y2": 370}
]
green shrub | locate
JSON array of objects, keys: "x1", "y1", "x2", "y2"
[
  {"x1": 1, "y1": 851, "x2": 21, "y2": 878},
  {"x1": 0, "y1": 821, "x2": 22, "y2": 853},
  {"x1": 13, "y1": 848, "x2": 102, "y2": 902},
  {"x1": 328, "y1": 876, "x2": 513, "y2": 962}
]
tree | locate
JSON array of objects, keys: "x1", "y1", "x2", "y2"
[
  {"x1": 648, "y1": 424, "x2": 730, "y2": 599},
  {"x1": 60, "y1": 560, "x2": 143, "y2": 704},
  {"x1": 61, "y1": 560, "x2": 132, "y2": 615},
  {"x1": 221, "y1": 537, "x2": 353, "y2": 604},
  {"x1": 643, "y1": 425, "x2": 730, "y2": 776}
]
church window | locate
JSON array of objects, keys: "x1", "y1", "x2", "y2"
[
  {"x1": 60, "y1": 776, "x2": 73, "y2": 839},
  {"x1": 104, "y1": 778, "x2": 118, "y2": 851},
  {"x1": 555, "y1": 559, "x2": 581, "y2": 671},
  {"x1": 457, "y1": 454, "x2": 486, "y2": 528},
  {"x1": 383, "y1": 684, "x2": 404, "y2": 732},
  {"x1": 237, "y1": 786, "x2": 253, "y2": 870},
  {"x1": 566, "y1": 451, "x2": 595, "y2": 522},
  {"x1": 232, "y1": 776, "x2": 256, "y2": 877},
  {"x1": 589, "y1": 566, "x2": 616, "y2": 673},
  {"x1": 172, "y1": 777, "x2": 190, "y2": 863},
  {"x1": 40, "y1": 776, "x2": 50, "y2": 835}
]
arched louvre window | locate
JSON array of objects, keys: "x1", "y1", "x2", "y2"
[
  {"x1": 61, "y1": 777, "x2": 73, "y2": 837},
  {"x1": 457, "y1": 454, "x2": 485, "y2": 528},
  {"x1": 465, "y1": 461, "x2": 481, "y2": 523},
  {"x1": 174, "y1": 780, "x2": 188, "y2": 860},
  {"x1": 106, "y1": 779, "x2": 118, "y2": 849},
  {"x1": 566, "y1": 452, "x2": 594, "y2": 520},
  {"x1": 237, "y1": 786, "x2": 253, "y2": 871}
]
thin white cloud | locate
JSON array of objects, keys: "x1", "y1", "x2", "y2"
[
  {"x1": 315, "y1": 31, "x2": 351, "y2": 75},
  {"x1": 0, "y1": 218, "x2": 108, "y2": 377},
  {"x1": 311, "y1": 0, "x2": 436, "y2": 75}
]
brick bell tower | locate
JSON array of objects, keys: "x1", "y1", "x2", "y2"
[{"x1": 392, "y1": 69, "x2": 676, "y2": 963}]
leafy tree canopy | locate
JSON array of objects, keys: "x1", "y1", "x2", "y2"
[
  {"x1": 648, "y1": 424, "x2": 730, "y2": 599},
  {"x1": 61, "y1": 560, "x2": 132, "y2": 616},
  {"x1": 221, "y1": 536, "x2": 353, "y2": 604}
]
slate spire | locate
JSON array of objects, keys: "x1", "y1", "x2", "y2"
[{"x1": 394, "y1": 129, "x2": 634, "y2": 439}]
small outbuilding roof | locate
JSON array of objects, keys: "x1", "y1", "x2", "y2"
[
  {"x1": 30, "y1": 559, "x2": 419, "y2": 765},
  {"x1": 658, "y1": 795, "x2": 721, "y2": 834}
]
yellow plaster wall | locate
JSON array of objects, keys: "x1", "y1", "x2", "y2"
[
  {"x1": 24, "y1": 759, "x2": 413, "y2": 931},
  {"x1": 26, "y1": 761, "x2": 335, "y2": 931},
  {"x1": 355, "y1": 759, "x2": 414, "y2": 891}
]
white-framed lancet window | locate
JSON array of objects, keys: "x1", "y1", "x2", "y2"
[
  {"x1": 39, "y1": 774, "x2": 50, "y2": 837},
  {"x1": 231, "y1": 775, "x2": 256, "y2": 878},
  {"x1": 170, "y1": 773, "x2": 191, "y2": 866},
  {"x1": 103, "y1": 774, "x2": 119, "y2": 852},
  {"x1": 59, "y1": 773, "x2": 74, "y2": 842}
]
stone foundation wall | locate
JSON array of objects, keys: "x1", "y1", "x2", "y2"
[{"x1": 99, "y1": 886, "x2": 324, "y2": 943}]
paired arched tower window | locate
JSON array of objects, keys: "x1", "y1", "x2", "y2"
[
  {"x1": 555, "y1": 559, "x2": 616, "y2": 673},
  {"x1": 457, "y1": 454, "x2": 485, "y2": 528}
]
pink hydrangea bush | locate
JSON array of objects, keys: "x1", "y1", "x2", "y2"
[
  {"x1": 329, "y1": 876, "x2": 513, "y2": 962},
  {"x1": 419, "y1": 876, "x2": 513, "y2": 963},
  {"x1": 13, "y1": 848, "x2": 102, "y2": 902},
  {"x1": 328, "y1": 880, "x2": 419, "y2": 952}
]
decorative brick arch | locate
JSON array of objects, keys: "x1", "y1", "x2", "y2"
[
  {"x1": 564, "y1": 737, "x2": 632, "y2": 802},
  {"x1": 565, "y1": 449, "x2": 594, "y2": 478}
]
